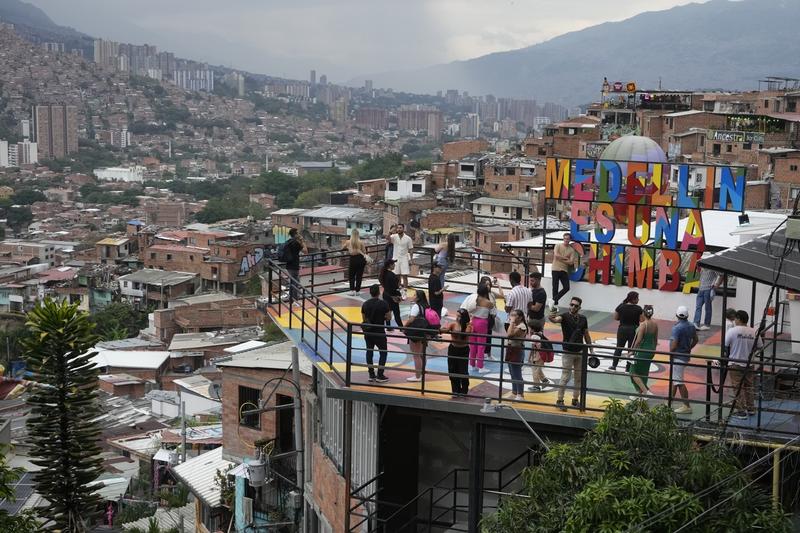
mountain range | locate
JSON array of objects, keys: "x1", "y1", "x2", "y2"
[
  {"x1": 0, "y1": 0, "x2": 92, "y2": 55},
  {"x1": 3, "y1": 0, "x2": 799, "y2": 108},
  {"x1": 351, "y1": 0, "x2": 800, "y2": 105}
]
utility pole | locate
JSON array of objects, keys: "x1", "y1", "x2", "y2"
[{"x1": 291, "y1": 347, "x2": 305, "y2": 530}]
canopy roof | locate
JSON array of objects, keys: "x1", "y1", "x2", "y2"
[{"x1": 698, "y1": 228, "x2": 800, "y2": 291}]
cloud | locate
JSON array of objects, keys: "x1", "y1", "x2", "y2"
[{"x1": 27, "y1": 0, "x2": 710, "y2": 80}]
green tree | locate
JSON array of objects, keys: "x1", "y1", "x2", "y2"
[
  {"x1": 10, "y1": 189, "x2": 46, "y2": 205},
  {"x1": 23, "y1": 299, "x2": 104, "y2": 531},
  {"x1": 482, "y1": 400, "x2": 791, "y2": 533},
  {"x1": 5, "y1": 206, "x2": 33, "y2": 234},
  {"x1": 90, "y1": 301, "x2": 148, "y2": 339},
  {"x1": 294, "y1": 187, "x2": 331, "y2": 208}
]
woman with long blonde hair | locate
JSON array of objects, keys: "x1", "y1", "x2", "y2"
[{"x1": 343, "y1": 228, "x2": 369, "y2": 296}]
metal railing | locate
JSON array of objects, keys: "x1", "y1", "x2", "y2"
[
  {"x1": 349, "y1": 448, "x2": 537, "y2": 533},
  {"x1": 263, "y1": 251, "x2": 800, "y2": 439}
]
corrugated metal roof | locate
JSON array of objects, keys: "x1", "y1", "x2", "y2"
[
  {"x1": 172, "y1": 447, "x2": 233, "y2": 508},
  {"x1": 217, "y1": 341, "x2": 313, "y2": 376},
  {"x1": 119, "y1": 269, "x2": 197, "y2": 286},
  {"x1": 470, "y1": 197, "x2": 532, "y2": 208},
  {"x1": 90, "y1": 350, "x2": 171, "y2": 370}
]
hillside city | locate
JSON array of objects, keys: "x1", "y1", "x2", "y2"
[{"x1": 1, "y1": 1, "x2": 800, "y2": 533}]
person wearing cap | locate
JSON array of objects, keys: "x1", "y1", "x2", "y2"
[
  {"x1": 693, "y1": 262, "x2": 722, "y2": 331},
  {"x1": 724, "y1": 310, "x2": 762, "y2": 419},
  {"x1": 670, "y1": 305, "x2": 698, "y2": 414}
]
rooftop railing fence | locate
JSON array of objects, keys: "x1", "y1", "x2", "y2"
[{"x1": 262, "y1": 244, "x2": 800, "y2": 438}]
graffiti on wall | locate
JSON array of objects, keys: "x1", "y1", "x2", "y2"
[{"x1": 239, "y1": 247, "x2": 266, "y2": 277}]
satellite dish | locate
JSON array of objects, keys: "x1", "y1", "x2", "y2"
[{"x1": 208, "y1": 383, "x2": 222, "y2": 400}]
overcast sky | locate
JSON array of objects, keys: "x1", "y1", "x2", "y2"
[{"x1": 29, "y1": 0, "x2": 710, "y2": 81}]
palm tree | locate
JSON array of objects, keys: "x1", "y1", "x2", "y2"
[{"x1": 23, "y1": 298, "x2": 105, "y2": 532}]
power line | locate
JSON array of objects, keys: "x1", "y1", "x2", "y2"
[{"x1": 673, "y1": 448, "x2": 795, "y2": 532}]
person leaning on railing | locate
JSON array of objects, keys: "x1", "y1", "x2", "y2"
[
  {"x1": 724, "y1": 310, "x2": 762, "y2": 420},
  {"x1": 549, "y1": 296, "x2": 594, "y2": 411}
]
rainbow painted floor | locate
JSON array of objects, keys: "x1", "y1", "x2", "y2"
[{"x1": 268, "y1": 287, "x2": 800, "y2": 437}]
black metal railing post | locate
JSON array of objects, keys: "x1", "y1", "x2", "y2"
[
  {"x1": 267, "y1": 263, "x2": 273, "y2": 305},
  {"x1": 579, "y1": 350, "x2": 588, "y2": 412},
  {"x1": 705, "y1": 361, "x2": 712, "y2": 421},
  {"x1": 345, "y1": 322, "x2": 353, "y2": 386}
]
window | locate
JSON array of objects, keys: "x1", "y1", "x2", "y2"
[
  {"x1": 483, "y1": 235, "x2": 488, "y2": 244},
  {"x1": 505, "y1": 184, "x2": 513, "y2": 192},
  {"x1": 525, "y1": 185, "x2": 531, "y2": 192},
  {"x1": 226, "y1": 249, "x2": 230, "y2": 256},
  {"x1": 331, "y1": 219, "x2": 338, "y2": 226},
  {"x1": 743, "y1": 142, "x2": 752, "y2": 150},
  {"x1": 791, "y1": 187, "x2": 800, "y2": 199},
  {"x1": 493, "y1": 184, "x2": 498, "y2": 191},
  {"x1": 238, "y1": 386, "x2": 260, "y2": 428},
  {"x1": 388, "y1": 182, "x2": 398, "y2": 191},
  {"x1": 490, "y1": 206, "x2": 496, "y2": 214},
  {"x1": 189, "y1": 255, "x2": 194, "y2": 261},
  {"x1": 726, "y1": 144, "x2": 732, "y2": 153},
  {"x1": 712, "y1": 143, "x2": 721, "y2": 156},
  {"x1": 211, "y1": 266, "x2": 218, "y2": 275},
  {"x1": 502, "y1": 207, "x2": 509, "y2": 214},
  {"x1": 791, "y1": 165, "x2": 798, "y2": 172},
  {"x1": 150, "y1": 252, "x2": 156, "y2": 259},
  {"x1": 411, "y1": 184, "x2": 422, "y2": 193}
]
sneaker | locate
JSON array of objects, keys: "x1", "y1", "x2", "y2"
[
  {"x1": 541, "y1": 377, "x2": 551, "y2": 385},
  {"x1": 375, "y1": 375, "x2": 389, "y2": 383},
  {"x1": 698, "y1": 325, "x2": 711, "y2": 331},
  {"x1": 368, "y1": 375, "x2": 376, "y2": 382},
  {"x1": 556, "y1": 399, "x2": 567, "y2": 411},
  {"x1": 292, "y1": 301, "x2": 303, "y2": 308},
  {"x1": 746, "y1": 409, "x2": 756, "y2": 415},
  {"x1": 571, "y1": 398, "x2": 580, "y2": 407},
  {"x1": 478, "y1": 367, "x2": 491, "y2": 374},
  {"x1": 629, "y1": 395, "x2": 642, "y2": 400},
  {"x1": 732, "y1": 411, "x2": 749, "y2": 420},
  {"x1": 514, "y1": 395, "x2": 524, "y2": 401},
  {"x1": 406, "y1": 376, "x2": 421, "y2": 382},
  {"x1": 527, "y1": 385, "x2": 543, "y2": 392},
  {"x1": 673, "y1": 405, "x2": 693, "y2": 414},
  {"x1": 605, "y1": 366, "x2": 618, "y2": 373},
  {"x1": 645, "y1": 389, "x2": 654, "y2": 397}
]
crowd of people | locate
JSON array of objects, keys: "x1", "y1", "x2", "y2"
[{"x1": 281, "y1": 229, "x2": 759, "y2": 417}]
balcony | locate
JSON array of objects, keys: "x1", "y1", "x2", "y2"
[{"x1": 261, "y1": 247, "x2": 800, "y2": 442}]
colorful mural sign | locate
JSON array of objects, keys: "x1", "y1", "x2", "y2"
[{"x1": 545, "y1": 158, "x2": 746, "y2": 292}]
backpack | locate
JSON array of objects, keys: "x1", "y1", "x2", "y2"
[
  {"x1": 535, "y1": 332, "x2": 554, "y2": 363},
  {"x1": 424, "y1": 308, "x2": 441, "y2": 328},
  {"x1": 406, "y1": 315, "x2": 431, "y2": 342},
  {"x1": 277, "y1": 239, "x2": 294, "y2": 263}
]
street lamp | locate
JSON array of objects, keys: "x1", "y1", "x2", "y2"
[{"x1": 480, "y1": 398, "x2": 550, "y2": 452}]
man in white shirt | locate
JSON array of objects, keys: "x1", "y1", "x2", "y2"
[
  {"x1": 724, "y1": 310, "x2": 762, "y2": 419},
  {"x1": 504, "y1": 271, "x2": 532, "y2": 316},
  {"x1": 390, "y1": 223, "x2": 414, "y2": 290}
]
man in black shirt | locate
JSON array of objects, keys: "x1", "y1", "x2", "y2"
[
  {"x1": 526, "y1": 272, "x2": 550, "y2": 392},
  {"x1": 549, "y1": 296, "x2": 594, "y2": 411},
  {"x1": 428, "y1": 264, "x2": 444, "y2": 317},
  {"x1": 608, "y1": 291, "x2": 643, "y2": 372},
  {"x1": 361, "y1": 284, "x2": 392, "y2": 382},
  {"x1": 284, "y1": 228, "x2": 307, "y2": 304},
  {"x1": 527, "y1": 272, "x2": 547, "y2": 332}
]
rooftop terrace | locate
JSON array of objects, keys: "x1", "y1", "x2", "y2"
[{"x1": 262, "y1": 247, "x2": 800, "y2": 444}]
